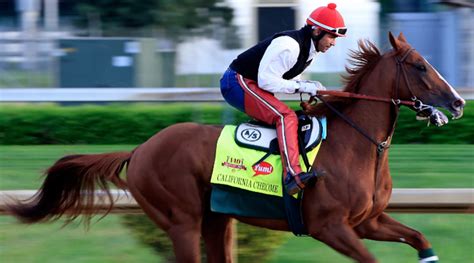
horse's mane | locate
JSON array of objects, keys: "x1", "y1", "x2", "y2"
[{"x1": 303, "y1": 40, "x2": 382, "y2": 116}]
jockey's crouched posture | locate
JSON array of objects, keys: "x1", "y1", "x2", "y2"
[{"x1": 220, "y1": 3, "x2": 347, "y2": 195}]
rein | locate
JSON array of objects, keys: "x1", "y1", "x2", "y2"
[
  {"x1": 315, "y1": 48, "x2": 427, "y2": 111},
  {"x1": 316, "y1": 90, "x2": 416, "y2": 107}
]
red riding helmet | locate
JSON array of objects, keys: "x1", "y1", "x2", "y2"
[{"x1": 306, "y1": 3, "x2": 347, "y2": 37}]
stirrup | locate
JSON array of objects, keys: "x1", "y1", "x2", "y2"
[{"x1": 284, "y1": 171, "x2": 318, "y2": 195}]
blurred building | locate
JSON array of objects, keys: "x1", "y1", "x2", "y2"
[
  {"x1": 0, "y1": 0, "x2": 76, "y2": 67},
  {"x1": 179, "y1": 0, "x2": 380, "y2": 77},
  {"x1": 179, "y1": 0, "x2": 473, "y2": 87},
  {"x1": 384, "y1": 0, "x2": 474, "y2": 87},
  {"x1": 0, "y1": 0, "x2": 472, "y2": 88},
  {"x1": 0, "y1": 0, "x2": 77, "y2": 30}
]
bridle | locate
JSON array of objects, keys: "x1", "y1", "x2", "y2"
[
  {"x1": 310, "y1": 47, "x2": 426, "y2": 202},
  {"x1": 312, "y1": 47, "x2": 426, "y2": 153},
  {"x1": 317, "y1": 48, "x2": 429, "y2": 110}
]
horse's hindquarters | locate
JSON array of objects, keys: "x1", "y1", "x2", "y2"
[{"x1": 126, "y1": 123, "x2": 222, "y2": 229}]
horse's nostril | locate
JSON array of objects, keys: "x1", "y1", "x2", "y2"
[{"x1": 453, "y1": 99, "x2": 465, "y2": 109}]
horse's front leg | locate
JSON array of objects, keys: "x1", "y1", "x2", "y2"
[
  {"x1": 310, "y1": 221, "x2": 378, "y2": 263},
  {"x1": 355, "y1": 212, "x2": 438, "y2": 262}
]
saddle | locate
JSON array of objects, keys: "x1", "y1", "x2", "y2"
[
  {"x1": 210, "y1": 111, "x2": 326, "y2": 236},
  {"x1": 234, "y1": 111, "x2": 325, "y2": 169}
]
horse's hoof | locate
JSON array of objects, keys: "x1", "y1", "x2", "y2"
[{"x1": 418, "y1": 248, "x2": 439, "y2": 263}]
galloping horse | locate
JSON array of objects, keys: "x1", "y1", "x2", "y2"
[{"x1": 8, "y1": 33, "x2": 465, "y2": 263}]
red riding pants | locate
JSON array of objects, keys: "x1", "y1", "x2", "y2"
[{"x1": 236, "y1": 74, "x2": 302, "y2": 178}]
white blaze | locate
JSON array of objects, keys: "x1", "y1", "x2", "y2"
[{"x1": 423, "y1": 57, "x2": 462, "y2": 100}]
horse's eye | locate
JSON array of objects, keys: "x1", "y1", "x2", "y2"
[{"x1": 416, "y1": 64, "x2": 426, "y2": 72}]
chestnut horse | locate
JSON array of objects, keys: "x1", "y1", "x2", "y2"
[{"x1": 8, "y1": 33, "x2": 465, "y2": 263}]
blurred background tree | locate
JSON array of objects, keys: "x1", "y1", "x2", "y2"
[{"x1": 74, "y1": 0, "x2": 235, "y2": 40}]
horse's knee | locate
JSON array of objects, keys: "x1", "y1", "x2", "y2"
[{"x1": 411, "y1": 230, "x2": 431, "y2": 249}]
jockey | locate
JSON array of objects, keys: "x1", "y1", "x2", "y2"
[{"x1": 220, "y1": 3, "x2": 346, "y2": 195}]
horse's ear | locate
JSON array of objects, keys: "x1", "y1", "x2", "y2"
[
  {"x1": 398, "y1": 32, "x2": 408, "y2": 43},
  {"x1": 389, "y1": 31, "x2": 400, "y2": 51}
]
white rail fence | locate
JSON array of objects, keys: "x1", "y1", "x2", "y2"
[{"x1": 0, "y1": 189, "x2": 473, "y2": 215}]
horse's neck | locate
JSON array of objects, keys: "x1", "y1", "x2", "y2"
[
  {"x1": 345, "y1": 100, "x2": 395, "y2": 145},
  {"x1": 323, "y1": 64, "x2": 398, "y2": 203},
  {"x1": 324, "y1": 64, "x2": 397, "y2": 183},
  {"x1": 344, "y1": 66, "x2": 397, "y2": 145}
]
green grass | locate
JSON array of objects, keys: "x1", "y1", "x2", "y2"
[
  {"x1": 389, "y1": 144, "x2": 474, "y2": 188},
  {"x1": 268, "y1": 144, "x2": 474, "y2": 262},
  {"x1": 0, "y1": 144, "x2": 473, "y2": 262},
  {"x1": 307, "y1": 72, "x2": 345, "y2": 87},
  {"x1": 0, "y1": 145, "x2": 136, "y2": 190},
  {"x1": 0, "y1": 70, "x2": 342, "y2": 89},
  {"x1": 1, "y1": 144, "x2": 472, "y2": 189},
  {"x1": 0, "y1": 71, "x2": 343, "y2": 88},
  {"x1": 0, "y1": 145, "x2": 160, "y2": 263},
  {"x1": 0, "y1": 70, "x2": 53, "y2": 88},
  {"x1": 0, "y1": 216, "x2": 161, "y2": 263},
  {"x1": 175, "y1": 74, "x2": 222, "y2": 87},
  {"x1": 173, "y1": 72, "x2": 345, "y2": 88}
]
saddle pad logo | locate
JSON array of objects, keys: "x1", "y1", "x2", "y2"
[
  {"x1": 241, "y1": 128, "x2": 261, "y2": 142},
  {"x1": 222, "y1": 156, "x2": 247, "y2": 171},
  {"x1": 252, "y1": 162, "x2": 273, "y2": 176}
]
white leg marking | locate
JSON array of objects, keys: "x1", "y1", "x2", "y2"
[{"x1": 419, "y1": 255, "x2": 439, "y2": 262}]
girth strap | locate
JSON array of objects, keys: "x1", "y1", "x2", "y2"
[{"x1": 298, "y1": 132, "x2": 312, "y2": 172}]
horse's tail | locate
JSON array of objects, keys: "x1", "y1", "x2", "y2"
[{"x1": 7, "y1": 151, "x2": 132, "y2": 225}]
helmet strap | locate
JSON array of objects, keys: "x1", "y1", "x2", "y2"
[{"x1": 311, "y1": 29, "x2": 327, "y2": 52}]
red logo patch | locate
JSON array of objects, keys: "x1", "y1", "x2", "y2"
[{"x1": 252, "y1": 162, "x2": 274, "y2": 176}]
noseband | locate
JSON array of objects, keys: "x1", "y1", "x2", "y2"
[{"x1": 394, "y1": 48, "x2": 427, "y2": 111}]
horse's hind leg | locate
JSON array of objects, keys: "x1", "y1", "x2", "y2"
[
  {"x1": 126, "y1": 123, "x2": 222, "y2": 262},
  {"x1": 128, "y1": 177, "x2": 203, "y2": 263},
  {"x1": 127, "y1": 155, "x2": 205, "y2": 262},
  {"x1": 202, "y1": 210, "x2": 234, "y2": 263}
]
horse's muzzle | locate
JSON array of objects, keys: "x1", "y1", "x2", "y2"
[{"x1": 449, "y1": 98, "x2": 465, "y2": 120}]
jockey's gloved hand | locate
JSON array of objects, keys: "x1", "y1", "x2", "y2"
[
  {"x1": 297, "y1": 80, "x2": 326, "y2": 96},
  {"x1": 416, "y1": 105, "x2": 449, "y2": 127}
]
